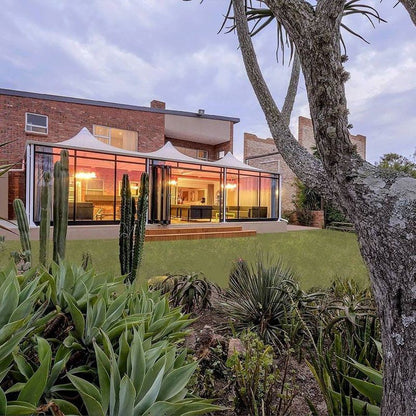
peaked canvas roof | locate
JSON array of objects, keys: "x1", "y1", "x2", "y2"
[
  {"x1": 27, "y1": 128, "x2": 265, "y2": 172},
  {"x1": 143, "y1": 141, "x2": 204, "y2": 164},
  {"x1": 50, "y1": 127, "x2": 138, "y2": 155},
  {"x1": 213, "y1": 152, "x2": 260, "y2": 171}
]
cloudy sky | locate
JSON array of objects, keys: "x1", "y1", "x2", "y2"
[{"x1": 1, "y1": 0, "x2": 415, "y2": 163}]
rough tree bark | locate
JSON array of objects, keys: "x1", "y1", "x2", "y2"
[
  {"x1": 281, "y1": 52, "x2": 300, "y2": 127},
  {"x1": 400, "y1": 0, "x2": 416, "y2": 25},
  {"x1": 231, "y1": 0, "x2": 416, "y2": 415}
]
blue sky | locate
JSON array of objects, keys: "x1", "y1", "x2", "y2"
[{"x1": 1, "y1": 0, "x2": 415, "y2": 163}]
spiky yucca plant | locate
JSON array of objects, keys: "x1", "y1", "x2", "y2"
[{"x1": 223, "y1": 258, "x2": 300, "y2": 348}]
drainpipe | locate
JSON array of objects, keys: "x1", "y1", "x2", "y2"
[
  {"x1": 25, "y1": 144, "x2": 35, "y2": 225},
  {"x1": 145, "y1": 158, "x2": 150, "y2": 225},
  {"x1": 222, "y1": 168, "x2": 227, "y2": 223}
]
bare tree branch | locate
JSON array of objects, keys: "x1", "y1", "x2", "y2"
[
  {"x1": 231, "y1": 0, "x2": 333, "y2": 200},
  {"x1": 281, "y1": 52, "x2": 300, "y2": 127}
]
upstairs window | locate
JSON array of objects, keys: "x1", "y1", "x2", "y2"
[
  {"x1": 176, "y1": 146, "x2": 209, "y2": 161},
  {"x1": 25, "y1": 113, "x2": 48, "y2": 134},
  {"x1": 196, "y1": 150, "x2": 209, "y2": 160},
  {"x1": 93, "y1": 125, "x2": 138, "y2": 151}
]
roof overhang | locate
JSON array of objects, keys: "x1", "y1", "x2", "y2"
[{"x1": 165, "y1": 114, "x2": 233, "y2": 146}]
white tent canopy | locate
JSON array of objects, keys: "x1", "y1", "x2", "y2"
[
  {"x1": 212, "y1": 151, "x2": 260, "y2": 171},
  {"x1": 142, "y1": 141, "x2": 205, "y2": 164},
  {"x1": 27, "y1": 127, "x2": 263, "y2": 172}
]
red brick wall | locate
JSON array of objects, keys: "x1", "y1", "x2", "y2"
[
  {"x1": 298, "y1": 116, "x2": 366, "y2": 159},
  {"x1": 0, "y1": 93, "x2": 235, "y2": 218},
  {"x1": 244, "y1": 117, "x2": 367, "y2": 213},
  {"x1": 0, "y1": 95, "x2": 166, "y2": 167},
  {"x1": 244, "y1": 133, "x2": 297, "y2": 212},
  {"x1": 8, "y1": 171, "x2": 25, "y2": 219}
]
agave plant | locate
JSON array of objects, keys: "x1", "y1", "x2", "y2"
[
  {"x1": 1, "y1": 337, "x2": 82, "y2": 416},
  {"x1": 41, "y1": 261, "x2": 124, "y2": 312},
  {"x1": 0, "y1": 265, "x2": 54, "y2": 369},
  {"x1": 223, "y1": 258, "x2": 300, "y2": 349},
  {"x1": 127, "y1": 288, "x2": 193, "y2": 343},
  {"x1": 68, "y1": 329, "x2": 222, "y2": 416},
  {"x1": 64, "y1": 288, "x2": 145, "y2": 347},
  {"x1": 155, "y1": 272, "x2": 218, "y2": 314}
]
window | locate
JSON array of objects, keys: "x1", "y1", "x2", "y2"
[
  {"x1": 196, "y1": 150, "x2": 209, "y2": 160},
  {"x1": 25, "y1": 113, "x2": 48, "y2": 134},
  {"x1": 93, "y1": 125, "x2": 138, "y2": 151},
  {"x1": 218, "y1": 150, "x2": 225, "y2": 159},
  {"x1": 176, "y1": 146, "x2": 209, "y2": 161}
]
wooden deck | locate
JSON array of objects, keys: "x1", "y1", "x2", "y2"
[{"x1": 145, "y1": 225, "x2": 256, "y2": 241}]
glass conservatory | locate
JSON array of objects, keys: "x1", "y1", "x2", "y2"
[{"x1": 26, "y1": 128, "x2": 281, "y2": 225}]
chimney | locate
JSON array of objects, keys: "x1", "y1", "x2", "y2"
[{"x1": 150, "y1": 100, "x2": 166, "y2": 109}]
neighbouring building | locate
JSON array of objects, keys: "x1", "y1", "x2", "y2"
[
  {"x1": 244, "y1": 116, "x2": 367, "y2": 213},
  {"x1": 1, "y1": 88, "x2": 282, "y2": 225}
]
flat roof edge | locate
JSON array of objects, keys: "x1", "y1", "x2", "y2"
[{"x1": 0, "y1": 88, "x2": 240, "y2": 123}]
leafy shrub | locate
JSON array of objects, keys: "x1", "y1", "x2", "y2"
[
  {"x1": 222, "y1": 258, "x2": 301, "y2": 349},
  {"x1": 324, "y1": 203, "x2": 348, "y2": 225},
  {"x1": 226, "y1": 331, "x2": 296, "y2": 416},
  {"x1": 304, "y1": 278, "x2": 381, "y2": 416},
  {"x1": 154, "y1": 272, "x2": 219, "y2": 314},
  {"x1": 295, "y1": 208, "x2": 314, "y2": 226}
]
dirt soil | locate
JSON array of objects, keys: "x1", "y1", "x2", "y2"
[{"x1": 186, "y1": 299, "x2": 326, "y2": 416}]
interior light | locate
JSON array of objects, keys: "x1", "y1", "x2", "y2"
[
  {"x1": 225, "y1": 183, "x2": 237, "y2": 190},
  {"x1": 75, "y1": 172, "x2": 97, "y2": 180}
]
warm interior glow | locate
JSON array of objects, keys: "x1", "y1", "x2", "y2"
[
  {"x1": 75, "y1": 172, "x2": 97, "y2": 180},
  {"x1": 169, "y1": 180, "x2": 178, "y2": 186}
]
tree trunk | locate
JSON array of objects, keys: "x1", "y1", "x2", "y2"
[
  {"x1": 357, "y1": 221, "x2": 416, "y2": 415},
  {"x1": 400, "y1": 0, "x2": 416, "y2": 26},
  {"x1": 231, "y1": 0, "x2": 416, "y2": 414}
]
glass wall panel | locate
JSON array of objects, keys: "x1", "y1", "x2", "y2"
[
  {"x1": 171, "y1": 167, "x2": 221, "y2": 223},
  {"x1": 115, "y1": 161, "x2": 146, "y2": 220},
  {"x1": 260, "y1": 176, "x2": 272, "y2": 219},
  {"x1": 225, "y1": 172, "x2": 239, "y2": 219},
  {"x1": 75, "y1": 156, "x2": 115, "y2": 221},
  {"x1": 239, "y1": 174, "x2": 259, "y2": 219},
  {"x1": 33, "y1": 148, "x2": 54, "y2": 223}
]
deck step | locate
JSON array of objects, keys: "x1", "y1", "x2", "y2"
[
  {"x1": 146, "y1": 225, "x2": 243, "y2": 235},
  {"x1": 145, "y1": 229, "x2": 256, "y2": 242}
]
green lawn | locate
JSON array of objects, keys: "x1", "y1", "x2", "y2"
[{"x1": 0, "y1": 230, "x2": 368, "y2": 290}]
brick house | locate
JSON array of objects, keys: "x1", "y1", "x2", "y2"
[
  {"x1": 0, "y1": 88, "x2": 238, "y2": 220},
  {"x1": 244, "y1": 116, "x2": 366, "y2": 213},
  {"x1": 1, "y1": 88, "x2": 282, "y2": 226}
]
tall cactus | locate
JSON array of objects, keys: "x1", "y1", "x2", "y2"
[
  {"x1": 131, "y1": 172, "x2": 149, "y2": 282},
  {"x1": 119, "y1": 174, "x2": 133, "y2": 276},
  {"x1": 53, "y1": 150, "x2": 69, "y2": 263},
  {"x1": 39, "y1": 171, "x2": 51, "y2": 267},
  {"x1": 119, "y1": 172, "x2": 149, "y2": 283},
  {"x1": 13, "y1": 198, "x2": 31, "y2": 264}
]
